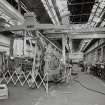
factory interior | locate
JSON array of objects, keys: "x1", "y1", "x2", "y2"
[{"x1": 0, "y1": 0, "x2": 105, "y2": 105}]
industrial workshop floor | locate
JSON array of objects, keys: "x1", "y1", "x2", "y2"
[{"x1": 0, "y1": 66, "x2": 105, "y2": 105}]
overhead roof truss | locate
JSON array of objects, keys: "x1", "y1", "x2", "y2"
[{"x1": 0, "y1": 13, "x2": 105, "y2": 39}]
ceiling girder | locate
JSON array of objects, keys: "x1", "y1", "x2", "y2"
[
  {"x1": 0, "y1": 0, "x2": 24, "y2": 23},
  {"x1": 1, "y1": 22, "x2": 105, "y2": 33},
  {"x1": 45, "y1": 33, "x2": 105, "y2": 39},
  {"x1": 1, "y1": 14, "x2": 105, "y2": 40}
]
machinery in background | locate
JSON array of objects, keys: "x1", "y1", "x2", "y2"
[
  {"x1": 0, "y1": 31, "x2": 64, "y2": 86},
  {"x1": 90, "y1": 62, "x2": 105, "y2": 80}
]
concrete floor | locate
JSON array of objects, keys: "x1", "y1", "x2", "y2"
[{"x1": 0, "y1": 65, "x2": 105, "y2": 105}]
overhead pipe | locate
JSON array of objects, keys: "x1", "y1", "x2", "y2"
[{"x1": 0, "y1": 0, "x2": 24, "y2": 24}]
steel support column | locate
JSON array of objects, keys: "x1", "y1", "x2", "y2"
[
  {"x1": 62, "y1": 35, "x2": 66, "y2": 64},
  {"x1": 9, "y1": 35, "x2": 14, "y2": 57}
]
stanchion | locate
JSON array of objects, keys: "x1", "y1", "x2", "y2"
[
  {"x1": 46, "y1": 72, "x2": 49, "y2": 96},
  {"x1": 65, "y1": 66, "x2": 72, "y2": 85}
]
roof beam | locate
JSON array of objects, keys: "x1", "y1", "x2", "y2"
[
  {"x1": 0, "y1": 0, "x2": 24, "y2": 23},
  {"x1": 1, "y1": 14, "x2": 105, "y2": 34},
  {"x1": 51, "y1": 0, "x2": 62, "y2": 23},
  {"x1": 45, "y1": 33, "x2": 105, "y2": 39},
  {"x1": 1, "y1": 22, "x2": 105, "y2": 33}
]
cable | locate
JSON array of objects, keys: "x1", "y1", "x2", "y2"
[{"x1": 73, "y1": 79, "x2": 105, "y2": 96}]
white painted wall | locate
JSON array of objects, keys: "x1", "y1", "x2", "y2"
[
  {"x1": 69, "y1": 52, "x2": 83, "y2": 62},
  {"x1": 0, "y1": 34, "x2": 10, "y2": 55},
  {"x1": 13, "y1": 39, "x2": 24, "y2": 57},
  {"x1": 13, "y1": 38, "x2": 35, "y2": 57}
]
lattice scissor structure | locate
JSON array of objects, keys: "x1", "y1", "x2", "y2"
[{"x1": 0, "y1": 70, "x2": 48, "y2": 94}]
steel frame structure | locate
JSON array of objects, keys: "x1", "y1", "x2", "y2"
[
  {"x1": 1, "y1": 0, "x2": 105, "y2": 97},
  {"x1": 45, "y1": 33, "x2": 105, "y2": 39},
  {"x1": 1, "y1": 16, "x2": 105, "y2": 39}
]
